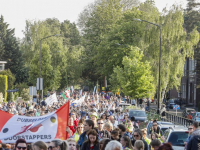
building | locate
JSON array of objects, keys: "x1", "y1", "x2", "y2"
[
  {"x1": 169, "y1": 58, "x2": 200, "y2": 107},
  {"x1": 0, "y1": 61, "x2": 7, "y2": 71}
]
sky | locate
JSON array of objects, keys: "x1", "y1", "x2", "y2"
[{"x1": 0, "y1": 0, "x2": 187, "y2": 39}]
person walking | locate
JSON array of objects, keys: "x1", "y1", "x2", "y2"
[
  {"x1": 78, "y1": 120, "x2": 94, "y2": 148},
  {"x1": 81, "y1": 129, "x2": 99, "y2": 150},
  {"x1": 131, "y1": 129, "x2": 149, "y2": 150}
]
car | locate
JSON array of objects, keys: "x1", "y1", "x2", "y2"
[
  {"x1": 128, "y1": 109, "x2": 147, "y2": 122},
  {"x1": 182, "y1": 108, "x2": 196, "y2": 118},
  {"x1": 119, "y1": 103, "x2": 131, "y2": 110},
  {"x1": 131, "y1": 99, "x2": 136, "y2": 105},
  {"x1": 192, "y1": 112, "x2": 200, "y2": 122},
  {"x1": 163, "y1": 126, "x2": 188, "y2": 150},
  {"x1": 159, "y1": 124, "x2": 175, "y2": 134},
  {"x1": 175, "y1": 98, "x2": 182, "y2": 105},
  {"x1": 146, "y1": 121, "x2": 174, "y2": 136},
  {"x1": 168, "y1": 99, "x2": 176, "y2": 109}
]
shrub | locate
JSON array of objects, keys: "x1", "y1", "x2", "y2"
[
  {"x1": 0, "y1": 75, "x2": 8, "y2": 102},
  {"x1": 21, "y1": 88, "x2": 31, "y2": 101},
  {"x1": 0, "y1": 69, "x2": 15, "y2": 101}
]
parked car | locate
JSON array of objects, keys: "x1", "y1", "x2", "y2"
[
  {"x1": 129, "y1": 109, "x2": 147, "y2": 122},
  {"x1": 163, "y1": 126, "x2": 188, "y2": 150},
  {"x1": 168, "y1": 99, "x2": 176, "y2": 109},
  {"x1": 182, "y1": 108, "x2": 196, "y2": 118},
  {"x1": 174, "y1": 99, "x2": 182, "y2": 105},
  {"x1": 192, "y1": 112, "x2": 200, "y2": 122},
  {"x1": 146, "y1": 121, "x2": 174, "y2": 136}
]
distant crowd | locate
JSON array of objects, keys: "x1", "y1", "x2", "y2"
[{"x1": 0, "y1": 92, "x2": 183, "y2": 150}]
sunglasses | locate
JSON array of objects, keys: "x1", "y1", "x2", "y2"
[
  {"x1": 134, "y1": 134, "x2": 139, "y2": 137},
  {"x1": 48, "y1": 146, "x2": 56, "y2": 150},
  {"x1": 69, "y1": 144, "x2": 76, "y2": 146},
  {"x1": 188, "y1": 128, "x2": 193, "y2": 130},
  {"x1": 17, "y1": 147, "x2": 26, "y2": 150},
  {"x1": 98, "y1": 123, "x2": 104, "y2": 124},
  {"x1": 77, "y1": 127, "x2": 83, "y2": 128},
  {"x1": 153, "y1": 124, "x2": 157, "y2": 126}
]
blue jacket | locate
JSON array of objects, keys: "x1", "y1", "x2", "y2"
[
  {"x1": 187, "y1": 135, "x2": 200, "y2": 150},
  {"x1": 78, "y1": 131, "x2": 87, "y2": 148},
  {"x1": 186, "y1": 135, "x2": 192, "y2": 143}
]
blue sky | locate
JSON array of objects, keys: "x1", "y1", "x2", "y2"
[{"x1": 0, "y1": 0, "x2": 187, "y2": 39}]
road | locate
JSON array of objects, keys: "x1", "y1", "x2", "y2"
[{"x1": 149, "y1": 103, "x2": 184, "y2": 116}]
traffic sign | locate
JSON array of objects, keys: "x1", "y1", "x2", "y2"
[
  {"x1": 36, "y1": 78, "x2": 43, "y2": 90},
  {"x1": 29, "y1": 86, "x2": 37, "y2": 96},
  {"x1": 7, "y1": 89, "x2": 19, "y2": 93},
  {"x1": 173, "y1": 105, "x2": 180, "y2": 110}
]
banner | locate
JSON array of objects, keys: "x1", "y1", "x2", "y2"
[
  {"x1": 0, "y1": 101, "x2": 70, "y2": 143},
  {"x1": 45, "y1": 93, "x2": 58, "y2": 106},
  {"x1": 71, "y1": 95, "x2": 85, "y2": 106},
  {"x1": 93, "y1": 86, "x2": 96, "y2": 96}
]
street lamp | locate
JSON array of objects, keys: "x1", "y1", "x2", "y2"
[
  {"x1": 39, "y1": 34, "x2": 61, "y2": 104},
  {"x1": 133, "y1": 18, "x2": 161, "y2": 114}
]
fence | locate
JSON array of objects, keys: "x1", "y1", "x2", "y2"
[{"x1": 149, "y1": 108, "x2": 195, "y2": 127}]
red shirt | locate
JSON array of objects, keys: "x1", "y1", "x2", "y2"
[
  {"x1": 74, "y1": 118, "x2": 79, "y2": 127},
  {"x1": 69, "y1": 125, "x2": 76, "y2": 134},
  {"x1": 90, "y1": 146, "x2": 94, "y2": 150}
]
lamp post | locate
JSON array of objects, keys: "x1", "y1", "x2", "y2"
[
  {"x1": 134, "y1": 18, "x2": 161, "y2": 114},
  {"x1": 39, "y1": 34, "x2": 60, "y2": 104}
]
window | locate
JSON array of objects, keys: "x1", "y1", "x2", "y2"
[
  {"x1": 194, "y1": 84, "x2": 196, "y2": 101},
  {"x1": 164, "y1": 130, "x2": 170, "y2": 141},
  {"x1": 189, "y1": 59, "x2": 195, "y2": 75},
  {"x1": 184, "y1": 60, "x2": 187, "y2": 76},
  {"x1": 168, "y1": 132, "x2": 188, "y2": 146},
  {"x1": 181, "y1": 84, "x2": 186, "y2": 99}
]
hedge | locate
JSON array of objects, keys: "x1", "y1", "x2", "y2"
[{"x1": 0, "y1": 75, "x2": 8, "y2": 102}]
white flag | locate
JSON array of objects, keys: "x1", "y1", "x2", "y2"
[{"x1": 45, "y1": 93, "x2": 58, "y2": 106}]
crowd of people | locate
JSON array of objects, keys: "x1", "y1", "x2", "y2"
[{"x1": 0, "y1": 91, "x2": 184, "y2": 150}]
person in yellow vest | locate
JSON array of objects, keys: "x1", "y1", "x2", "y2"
[
  {"x1": 123, "y1": 115, "x2": 133, "y2": 133},
  {"x1": 72, "y1": 123, "x2": 84, "y2": 143},
  {"x1": 141, "y1": 128, "x2": 151, "y2": 145}
]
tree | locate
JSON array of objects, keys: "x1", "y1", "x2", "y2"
[
  {"x1": 110, "y1": 46, "x2": 154, "y2": 98},
  {"x1": 14, "y1": 82, "x2": 29, "y2": 97},
  {"x1": 94, "y1": 2, "x2": 199, "y2": 99},
  {"x1": 21, "y1": 18, "x2": 83, "y2": 89},
  {"x1": 28, "y1": 44, "x2": 59, "y2": 92},
  {"x1": 78, "y1": 0, "x2": 124, "y2": 84},
  {"x1": 0, "y1": 15, "x2": 27, "y2": 84}
]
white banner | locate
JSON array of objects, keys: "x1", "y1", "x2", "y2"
[
  {"x1": 72, "y1": 95, "x2": 85, "y2": 105},
  {"x1": 0, "y1": 102, "x2": 70, "y2": 143},
  {"x1": 45, "y1": 93, "x2": 58, "y2": 106}
]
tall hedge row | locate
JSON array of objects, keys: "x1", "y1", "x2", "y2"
[{"x1": 0, "y1": 75, "x2": 8, "y2": 102}]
